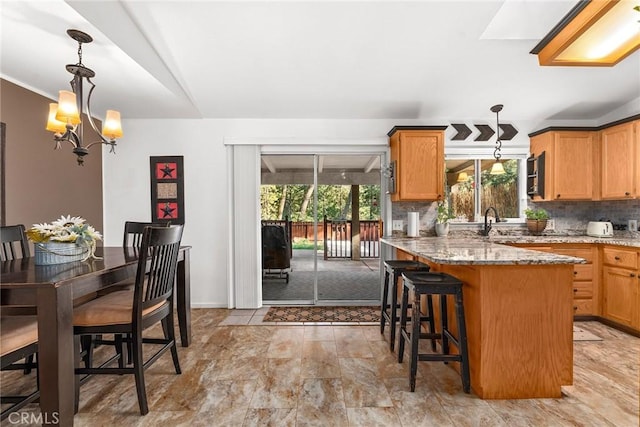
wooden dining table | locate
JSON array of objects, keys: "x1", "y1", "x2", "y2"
[{"x1": 0, "y1": 246, "x2": 191, "y2": 426}]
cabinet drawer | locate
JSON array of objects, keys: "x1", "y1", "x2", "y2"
[
  {"x1": 572, "y1": 281, "x2": 593, "y2": 299},
  {"x1": 573, "y1": 264, "x2": 593, "y2": 281},
  {"x1": 552, "y1": 248, "x2": 594, "y2": 263},
  {"x1": 573, "y1": 299, "x2": 593, "y2": 316},
  {"x1": 602, "y1": 247, "x2": 638, "y2": 269}
]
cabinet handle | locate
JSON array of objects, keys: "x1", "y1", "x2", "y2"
[
  {"x1": 573, "y1": 306, "x2": 578, "y2": 311},
  {"x1": 573, "y1": 288, "x2": 578, "y2": 292},
  {"x1": 573, "y1": 271, "x2": 578, "y2": 275},
  {"x1": 614, "y1": 256, "x2": 621, "y2": 260},
  {"x1": 624, "y1": 191, "x2": 630, "y2": 196},
  {"x1": 631, "y1": 273, "x2": 637, "y2": 278},
  {"x1": 557, "y1": 194, "x2": 561, "y2": 198}
]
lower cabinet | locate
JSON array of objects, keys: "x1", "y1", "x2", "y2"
[
  {"x1": 602, "y1": 246, "x2": 640, "y2": 330},
  {"x1": 512, "y1": 244, "x2": 597, "y2": 317}
]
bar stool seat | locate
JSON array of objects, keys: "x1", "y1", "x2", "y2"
[
  {"x1": 398, "y1": 271, "x2": 470, "y2": 393},
  {"x1": 380, "y1": 260, "x2": 430, "y2": 351}
]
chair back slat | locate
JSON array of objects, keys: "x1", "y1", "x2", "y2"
[
  {"x1": 123, "y1": 221, "x2": 170, "y2": 248},
  {"x1": 133, "y1": 225, "x2": 183, "y2": 316},
  {"x1": 0, "y1": 225, "x2": 30, "y2": 262}
]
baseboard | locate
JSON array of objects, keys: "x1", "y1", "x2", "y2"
[
  {"x1": 191, "y1": 303, "x2": 229, "y2": 308},
  {"x1": 594, "y1": 316, "x2": 640, "y2": 338}
]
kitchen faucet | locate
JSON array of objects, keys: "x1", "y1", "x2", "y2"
[{"x1": 482, "y1": 207, "x2": 501, "y2": 236}]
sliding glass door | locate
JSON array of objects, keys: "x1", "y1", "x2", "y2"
[{"x1": 260, "y1": 153, "x2": 382, "y2": 306}]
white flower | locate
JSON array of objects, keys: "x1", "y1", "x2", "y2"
[
  {"x1": 51, "y1": 215, "x2": 85, "y2": 229},
  {"x1": 27, "y1": 215, "x2": 102, "y2": 261}
]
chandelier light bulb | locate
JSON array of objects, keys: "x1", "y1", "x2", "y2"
[
  {"x1": 54, "y1": 90, "x2": 81, "y2": 125},
  {"x1": 102, "y1": 110, "x2": 123, "y2": 139},
  {"x1": 46, "y1": 103, "x2": 67, "y2": 134}
]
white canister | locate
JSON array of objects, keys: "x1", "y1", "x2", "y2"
[{"x1": 407, "y1": 212, "x2": 420, "y2": 237}]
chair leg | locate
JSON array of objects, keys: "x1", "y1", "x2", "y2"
[
  {"x1": 132, "y1": 332, "x2": 149, "y2": 415},
  {"x1": 115, "y1": 334, "x2": 125, "y2": 369},
  {"x1": 426, "y1": 295, "x2": 437, "y2": 351},
  {"x1": 440, "y1": 296, "x2": 450, "y2": 358},
  {"x1": 397, "y1": 282, "x2": 409, "y2": 363},
  {"x1": 80, "y1": 335, "x2": 94, "y2": 369},
  {"x1": 380, "y1": 270, "x2": 390, "y2": 334},
  {"x1": 23, "y1": 355, "x2": 34, "y2": 375},
  {"x1": 409, "y1": 289, "x2": 420, "y2": 392},
  {"x1": 455, "y1": 289, "x2": 471, "y2": 394},
  {"x1": 389, "y1": 272, "x2": 398, "y2": 351},
  {"x1": 162, "y1": 315, "x2": 181, "y2": 375}
]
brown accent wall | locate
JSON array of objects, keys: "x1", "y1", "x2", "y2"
[{"x1": 0, "y1": 79, "x2": 103, "y2": 235}]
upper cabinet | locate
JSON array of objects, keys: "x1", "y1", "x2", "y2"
[
  {"x1": 530, "y1": 130, "x2": 594, "y2": 201},
  {"x1": 388, "y1": 126, "x2": 445, "y2": 202},
  {"x1": 600, "y1": 122, "x2": 637, "y2": 199},
  {"x1": 529, "y1": 116, "x2": 640, "y2": 202}
]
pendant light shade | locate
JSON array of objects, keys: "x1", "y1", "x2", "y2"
[{"x1": 489, "y1": 161, "x2": 505, "y2": 175}]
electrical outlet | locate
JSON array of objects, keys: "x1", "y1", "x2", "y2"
[
  {"x1": 628, "y1": 219, "x2": 638, "y2": 231},
  {"x1": 546, "y1": 219, "x2": 555, "y2": 231},
  {"x1": 392, "y1": 220, "x2": 403, "y2": 231}
]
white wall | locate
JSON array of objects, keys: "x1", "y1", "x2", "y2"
[{"x1": 102, "y1": 118, "x2": 406, "y2": 307}]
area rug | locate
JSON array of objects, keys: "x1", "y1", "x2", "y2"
[
  {"x1": 573, "y1": 326, "x2": 603, "y2": 341},
  {"x1": 263, "y1": 306, "x2": 380, "y2": 323}
]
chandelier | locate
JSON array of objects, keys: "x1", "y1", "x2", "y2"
[
  {"x1": 489, "y1": 104, "x2": 505, "y2": 175},
  {"x1": 45, "y1": 29, "x2": 122, "y2": 165}
]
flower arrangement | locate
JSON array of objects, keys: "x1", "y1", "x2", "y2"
[{"x1": 27, "y1": 215, "x2": 102, "y2": 261}]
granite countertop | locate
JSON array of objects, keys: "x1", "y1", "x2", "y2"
[
  {"x1": 380, "y1": 237, "x2": 587, "y2": 266},
  {"x1": 487, "y1": 235, "x2": 640, "y2": 249}
]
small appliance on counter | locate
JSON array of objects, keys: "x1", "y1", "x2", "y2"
[{"x1": 586, "y1": 221, "x2": 613, "y2": 237}]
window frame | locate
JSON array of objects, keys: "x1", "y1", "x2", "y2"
[{"x1": 445, "y1": 152, "x2": 528, "y2": 226}]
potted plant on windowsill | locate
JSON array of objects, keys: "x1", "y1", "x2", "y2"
[
  {"x1": 524, "y1": 207, "x2": 550, "y2": 235},
  {"x1": 435, "y1": 201, "x2": 455, "y2": 237}
]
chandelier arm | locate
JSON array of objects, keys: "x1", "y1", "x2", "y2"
[
  {"x1": 56, "y1": 129, "x2": 81, "y2": 149},
  {"x1": 84, "y1": 78, "x2": 111, "y2": 146},
  {"x1": 85, "y1": 140, "x2": 116, "y2": 150}
]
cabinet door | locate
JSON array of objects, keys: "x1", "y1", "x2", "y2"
[
  {"x1": 529, "y1": 133, "x2": 553, "y2": 201},
  {"x1": 553, "y1": 132, "x2": 593, "y2": 200},
  {"x1": 397, "y1": 131, "x2": 443, "y2": 201},
  {"x1": 601, "y1": 122, "x2": 635, "y2": 199},
  {"x1": 602, "y1": 266, "x2": 638, "y2": 327}
]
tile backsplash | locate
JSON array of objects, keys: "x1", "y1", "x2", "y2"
[
  {"x1": 528, "y1": 200, "x2": 640, "y2": 232},
  {"x1": 391, "y1": 199, "x2": 640, "y2": 236}
]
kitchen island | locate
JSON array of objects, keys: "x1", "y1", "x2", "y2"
[{"x1": 381, "y1": 237, "x2": 586, "y2": 399}]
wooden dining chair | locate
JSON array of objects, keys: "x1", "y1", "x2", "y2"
[
  {"x1": 1, "y1": 225, "x2": 37, "y2": 374},
  {"x1": 0, "y1": 316, "x2": 39, "y2": 420},
  {"x1": 73, "y1": 225, "x2": 184, "y2": 415},
  {"x1": 0, "y1": 224, "x2": 30, "y2": 262},
  {"x1": 123, "y1": 221, "x2": 169, "y2": 247}
]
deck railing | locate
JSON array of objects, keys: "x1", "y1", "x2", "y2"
[{"x1": 261, "y1": 217, "x2": 380, "y2": 260}]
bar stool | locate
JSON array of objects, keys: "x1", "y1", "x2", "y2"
[
  {"x1": 398, "y1": 271, "x2": 470, "y2": 393},
  {"x1": 380, "y1": 260, "x2": 430, "y2": 351}
]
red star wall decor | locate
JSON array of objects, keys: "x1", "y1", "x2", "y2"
[{"x1": 150, "y1": 156, "x2": 184, "y2": 225}]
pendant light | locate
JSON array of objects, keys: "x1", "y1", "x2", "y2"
[{"x1": 489, "y1": 104, "x2": 505, "y2": 175}]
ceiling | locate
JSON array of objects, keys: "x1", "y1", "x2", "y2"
[{"x1": 1, "y1": 0, "x2": 639, "y2": 124}]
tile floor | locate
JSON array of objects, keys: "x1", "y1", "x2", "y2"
[{"x1": 2, "y1": 309, "x2": 639, "y2": 426}]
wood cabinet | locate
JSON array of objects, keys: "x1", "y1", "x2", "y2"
[
  {"x1": 601, "y1": 246, "x2": 639, "y2": 329},
  {"x1": 388, "y1": 127, "x2": 445, "y2": 202},
  {"x1": 600, "y1": 121, "x2": 637, "y2": 199},
  {"x1": 529, "y1": 131, "x2": 593, "y2": 201},
  {"x1": 510, "y1": 244, "x2": 597, "y2": 317},
  {"x1": 529, "y1": 116, "x2": 640, "y2": 202}
]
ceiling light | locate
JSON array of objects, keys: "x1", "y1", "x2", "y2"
[
  {"x1": 530, "y1": 0, "x2": 640, "y2": 66},
  {"x1": 457, "y1": 172, "x2": 469, "y2": 182},
  {"x1": 489, "y1": 104, "x2": 505, "y2": 176},
  {"x1": 46, "y1": 29, "x2": 123, "y2": 165}
]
